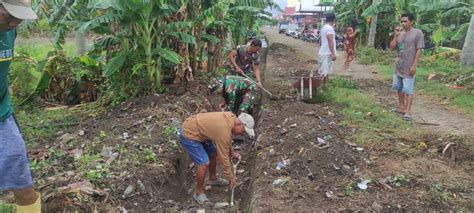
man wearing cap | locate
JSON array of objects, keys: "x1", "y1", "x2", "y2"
[
  {"x1": 208, "y1": 75, "x2": 257, "y2": 116},
  {"x1": 0, "y1": 0, "x2": 40, "y2": 212},
  {"x1": 178, "y1": 112, "x2": 255, "y2": 204}
]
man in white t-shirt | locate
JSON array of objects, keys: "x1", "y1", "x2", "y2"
[{"x1": 317, "y1": 13, "x2": 337, "y2": 84}]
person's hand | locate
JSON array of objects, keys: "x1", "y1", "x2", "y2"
[
  {"x1": 232, "y1": 152, "x2": 241, "y2": 161},
  {"x1": 394, "y1": 26, "x2": 402, "y2": 36},
  {"x1": 257, "y1": 81, "x2": 263, "y2": 89},
  {"x1": 331, "y1": 53, "x2": 336, "y2": 61},
  {"x1": 229, "y1": 178, "x2": 237, "y2": 189},
  {"x1": 409, "y1": 65, "x2": 416, "y2": 76},
  {"x1": 219, "y1": 102, "x2": 226, "y2": 111},
  {"x1": 236, "y1": 67, "x2": 244, "y2": 75}
]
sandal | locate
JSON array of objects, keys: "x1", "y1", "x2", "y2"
[
  {"x1": 390, "y1": 108, "x2": 404, "y2": 114},
  {"x1": 208, "y1": 178, "x2": 229, "y2": 186},
  {"x1": 193, "y1": 193, "x2": 209, "y2": 205},
  {"x1": 402, "y1": 113, "x2": 413, "y2": 121}
]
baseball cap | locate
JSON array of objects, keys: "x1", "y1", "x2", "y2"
[
  {"x1": 238, "y1": 113, "x2": 255, "y2": 137},
  {"x1": 1, "y1": 0, "x2": 38, "y2": 20}
]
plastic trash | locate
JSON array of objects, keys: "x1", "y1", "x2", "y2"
[
  {"x1": 357, "y1": 180, "x2": 370, "y2": 190},
  {"x1": 317, "y1": 137, "x2": 326, "y2": 145},
  {"x1": 272, "y1": 178, "x2": 289, "y2": 186},
  {"x1": 276, "y1": 162, "x2": 286, "y2": 170}
]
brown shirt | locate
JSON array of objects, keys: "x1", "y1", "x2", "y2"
[
  {"x1": 182, "y1": 112, "x2": 235, "y2": 180},
  {"x1": 395, "y1": 28, "x2": 424, "y2": 78}
]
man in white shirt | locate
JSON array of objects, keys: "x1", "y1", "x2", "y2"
[{"x1": 317, "y1": 13, "x2": 337, "y2": 84}]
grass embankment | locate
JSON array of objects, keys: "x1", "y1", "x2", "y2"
[
  {"x1": 318, "y1": 77, "x2": 472, "y2": 208},
  {"x1": 357, "y1": 47, "x2": 474, "y2": 116}
]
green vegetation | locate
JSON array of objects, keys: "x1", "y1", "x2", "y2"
[
  {"x1": 318, "y1": 77, "x2": 420, "y2": 149},
  {"x1": 0, "y1": 204, "x2": 15, "y2": 213},
  {"x1": 356, "y1": 47, "x2": 474, "y2": 115},
  {"x1": 426, "y1": 183, "x2": 451, "y2": 205}
]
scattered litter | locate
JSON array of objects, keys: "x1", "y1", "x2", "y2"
[
  {"x1": 197, "y1": 209, "x2": 206, "y2": 213},
  {"x1": 214, "y1": 202, "x2": 229, "y2": 209},
  {"x1": 205, "y1": 185, "x2": 212, "y2": 191},
  {"x1": 294, "y1": 134, "x2": 303, "y2": 139},
  {"x1": 328, "y1": 111, "x2": 334, "y2": 117},
  {"x1": 324, "y1": 134, "x2": 333, "y2": 141},
  {"x1": 357, "y1": 180, "x2": 370, "y2": 190},
  {"x1": 279, "y1": 128, "x2": 288, "y2": 135},
  {"x1": 447, "y1": 85, "x2": 464, "y2": 89},
  {"x1": 325, "y1": 191, "x2": 335, "y2": 199},
  {"x1": 118, "y1": 207, "x2": 128, "y2": 213},
  {"x1": 367, "y1": 112, "x2": 373, "y2": 117},
  {"x1": 344, "y1": 141, "x2": 357, "y2": 147},
  {"x1": 272, "y1": 177, "x2": 290, "y2": 186},
  {"x1": 427, "y1": 73, "x2": 437, "y2": 80},
  {"x1": 78, "y1": 130, "x2": 85, "y2": 136},
  {"x1": 57, "y1": 180, "x2": 105, "y2": 196},
  {"x1": 317, "y1": 137, "x2": 326, "y2": 145},
  {"x1": 342, "y1": 165, "x2": 351, "y2": 170},
  {"x1": 332, "y1": 163, "x2": 340, "y2": 171},
  {"x1": 137, "y1": 180, "x2": 146, "y2": 191},
  {"x1": 276, "y1": 159, "x2": 290, "y2": 170},
  {"x1": 237, "y1": 169, "x2": 245, "y2": 174},
  {"x1": 290, "y1": 123, "x2": 297, "y2": 128},
  {"x1": 355, "y1": 147, "x2": 364, "y2": 151},
  {"x1": 123, "y1": 185, "x2": 135, "y2": 198},
  {"x1": 123, "y1": 132, "x2": 130, "y2": 139}
]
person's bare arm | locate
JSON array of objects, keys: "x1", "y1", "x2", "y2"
[
  {"x1": 327, "y1": 33, "x2": 336, "y2": 61},
  {"x1": 410, "y1": 48, "x2": 422, "y2": 76},
  {"x1": 228, "y1": 50, "x2": 243, "y2": 74},
  {"x1": 252, "y1": 64, "x2": 263, "y2": 88},
  {"x1": 390, "y1": 27, "x2": 402, "y2": 50}
]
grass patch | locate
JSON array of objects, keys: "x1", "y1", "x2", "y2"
[
  {"x1": 0, "y1": 204, "x2": 15, "y2": 213},
  {"x1": 378, "y1": 65, "x2": 474, "y2": 116},
  {"x1": 15, "y1": 42, "x2": 75, "y2": 61},
  {"x1": 357, "y1": 47, "x2": 474, "y2": 116},
  {"x1": 318, "y1": 77, "x2": 421, "y2": 153},
  {"x1": 14, "y1": 106, "x2": 80, "y2": 149}
]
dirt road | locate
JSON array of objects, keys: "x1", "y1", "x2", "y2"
[
  {"x1": 262, "y1": 28, "x2": 474, "y2": 137},
  {"x1": 243, "y1": 28, "x2": 474, "y2": 211}
]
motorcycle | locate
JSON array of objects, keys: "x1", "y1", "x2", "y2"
[{"x1": 336, "y1": 33, "x2": 344, "y2": 50}]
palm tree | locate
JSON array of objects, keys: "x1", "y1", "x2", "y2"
[{"x1": 367, "y1": 0, "x2": 379, "y2": 47}]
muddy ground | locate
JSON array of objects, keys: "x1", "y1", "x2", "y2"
[{"x1": 1, "y1": 28, "x2": 473, "y2": 212}]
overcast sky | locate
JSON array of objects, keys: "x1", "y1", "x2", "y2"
[{"x1": 269, "y1": 0, "x2": 287, "y2": 16}]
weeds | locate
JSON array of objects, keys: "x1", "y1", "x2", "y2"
[
  {"x1": 318, "y1": 77, "x2": 419, "y2": 148},
  {"x1": 426, "y1": 184, "x2": 451, "y2": 205}
]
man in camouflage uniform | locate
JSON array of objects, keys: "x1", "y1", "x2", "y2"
[
  {"x1": 209, "y1": 75, "x2": 257, "y2": 116},
  {"x1": 227, "y1": 39, "x2": 263, "y2": 89}
]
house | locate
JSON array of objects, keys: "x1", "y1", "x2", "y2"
[{"x1": 296, "y1": 0, "x2": 334, "y2": 26}]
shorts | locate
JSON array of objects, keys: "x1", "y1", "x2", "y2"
[
  {"x1": 318, "y1": 54, "x2": 333, "y2": 77},
  {"x1": 392, "y1": 75, "x2": 415, "y2": 95},
  {"x1": 178, "y1": 128, "x2": 217, "y2": 165},
  {"x1": 0, "y1": 115, "x2": 34, "y2": 192}
]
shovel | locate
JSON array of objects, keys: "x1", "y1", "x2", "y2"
[
  {"x1": 240, "y1": 73, "x2": 276, "y2": 99},
  {"x1": 230, "y1": 158, "x2": 241, "y2": 206}
]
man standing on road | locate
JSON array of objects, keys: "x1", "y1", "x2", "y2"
[
  {"x1": 227, "y1": 39, "x2": 263, "y2": 89},
  {"x1": 0, "y1": 0, "x2": 41, "y2": 212},
  {"x1": 390, "y1": 13, "x2": 424, "y2": 121},
  {"x1": 317, "y1": 13, "x2": 337, "y2": 85},
  {"x1": 178, "y1": 112, "x2": 255, "y2": 204}
]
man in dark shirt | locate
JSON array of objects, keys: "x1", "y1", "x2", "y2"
[{"x1": 227, "y1": 39, "x2": 263, "y2": 89}]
